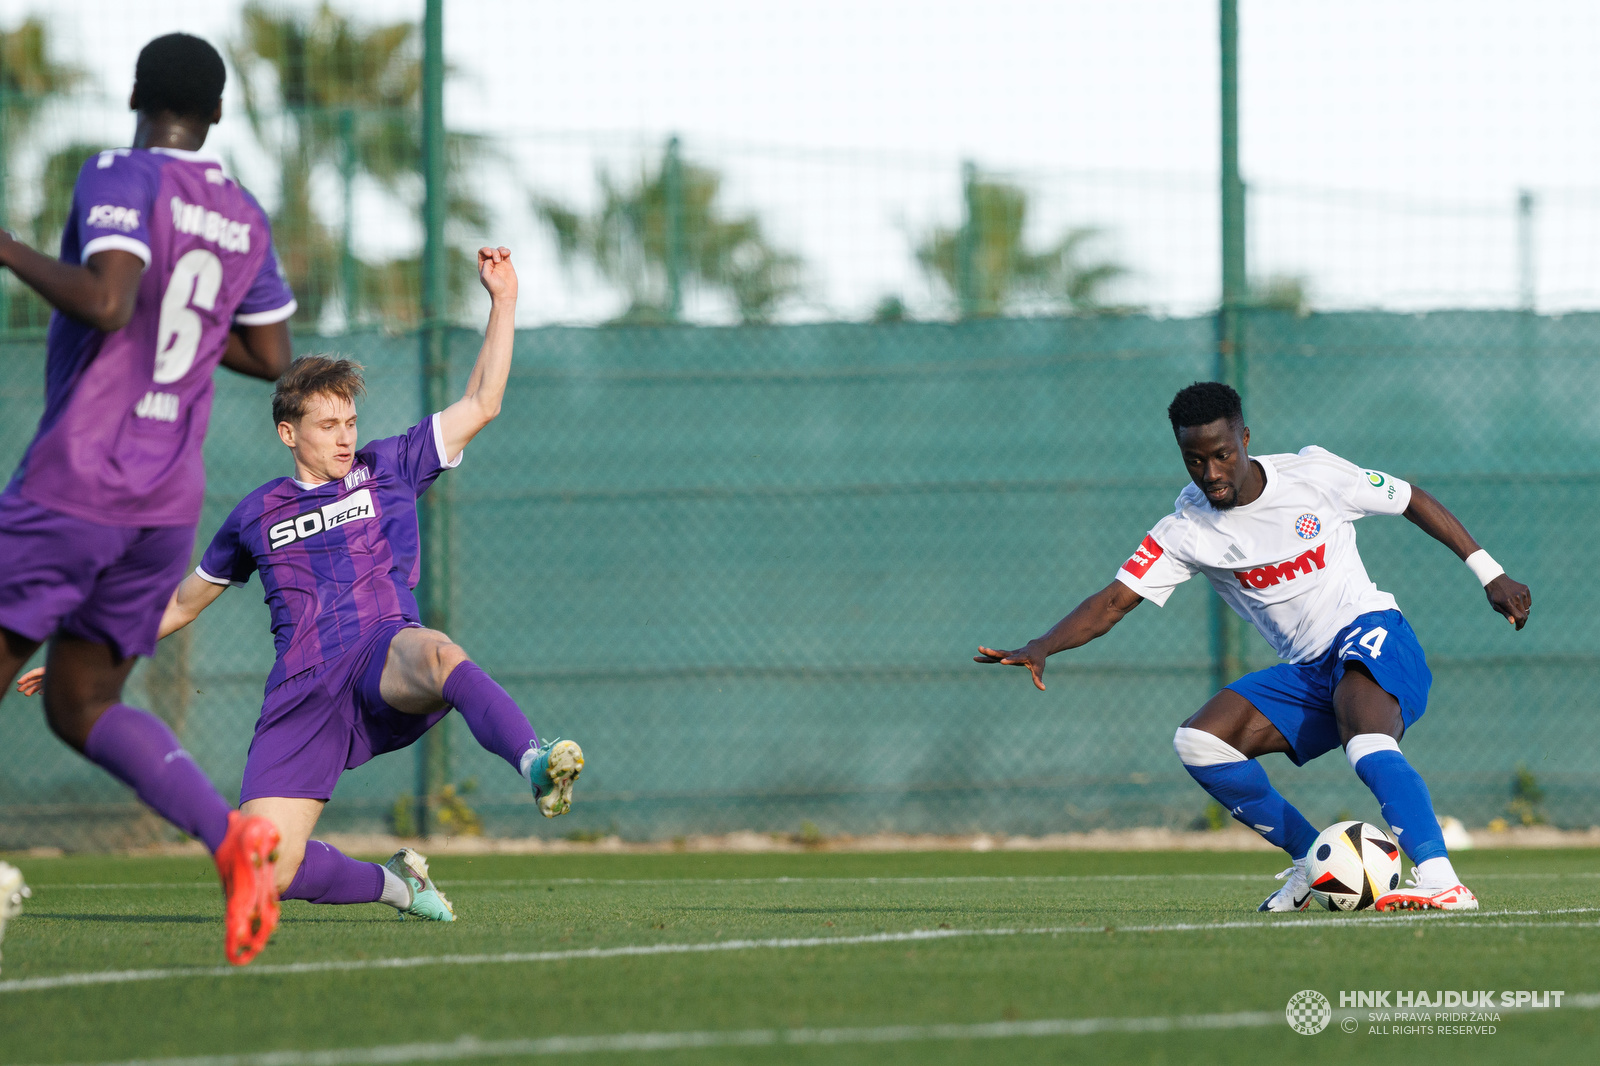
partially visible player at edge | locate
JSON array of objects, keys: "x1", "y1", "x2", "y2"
[
  {"x1": 0, "y1": 34, "x2": 295, "y2": 965},
  {"x1": 977, "y1": 382, "x2": 1531, "y2": 912},
  {"x1": 27, "y1": 247, "x2": 584, "y2": 922}
]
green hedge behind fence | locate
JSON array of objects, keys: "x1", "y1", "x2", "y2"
[{"x1": 1, "y1": 311, "x2": 1594, "y2": 849}]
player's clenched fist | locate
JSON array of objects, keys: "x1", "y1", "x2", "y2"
[
  {"x1": 1485, "y1": 573, "x2": 1532, "y2": 629},
  {"x1": 478, "y1": 245, "x2": 516, "y2": 300}
]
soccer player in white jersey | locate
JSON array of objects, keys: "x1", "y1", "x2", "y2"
[{"x1": 977, "y1": 382, "x2": 1531, "y2": 912}]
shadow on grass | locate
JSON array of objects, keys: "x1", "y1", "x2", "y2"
[{"x1": 30, "y1": 913, "x2": 210, "y2": 924}]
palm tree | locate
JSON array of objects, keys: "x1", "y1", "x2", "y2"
[
  {"x1": 1, "y1": 17, "x2": 86, "y2": 329},
  {"x1": 917, "y1": 168, "x2": 1131, "y2": 318},
  {"x1": 535, "y1": 140, "x2": 802, "y2": 325},
  {"x1": 0, "y1": 17, "x2": 83, "y2": 144},
  {"x1": 230, "y1": 1, "x2": 488, "y2": 327}
]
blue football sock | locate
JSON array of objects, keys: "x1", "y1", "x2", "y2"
[
  {"x1": 1184, "y1": 759, "x2": 1319, "y2": 860},
  {"x1": 1351, "y1": 748, "x2": 1448, "y2": 865}
]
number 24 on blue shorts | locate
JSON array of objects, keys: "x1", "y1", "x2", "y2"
[{"x1": 1225, "y1": 609, "x2": 1433, "y2": 765}]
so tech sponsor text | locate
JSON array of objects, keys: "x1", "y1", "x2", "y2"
[{"x1": 268, "y1": 489, "x2": 376, "y2": 550}]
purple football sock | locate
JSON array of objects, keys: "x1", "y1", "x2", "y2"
[
  {"x1": 282, "y1": 840, "x2": 386, "y2": 905},
  {"x1": 83, "y1": 703, "x2": 232, "y2": 854},
  {"x1": 442, "y1": 660, "x2": 539, "y2": 773}
]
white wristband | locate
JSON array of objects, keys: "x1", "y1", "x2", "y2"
[{"x1": 1464, "y1": 549, "x2": 1504, "y2": 587}]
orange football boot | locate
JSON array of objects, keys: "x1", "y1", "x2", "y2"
[{"x1": 214, "y1": 812, "x2": 281, "y2": 965}]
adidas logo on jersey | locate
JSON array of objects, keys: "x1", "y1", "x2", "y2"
[
  {"x1": 1233, "y1": 543, "x2": 1327, "y2": 589},
  {"x1": 268, "y1": 489, "x2": 375, "y2": 550},
  {"x1": 169, "y1": 196, "x2": 252, "y2": 253}
]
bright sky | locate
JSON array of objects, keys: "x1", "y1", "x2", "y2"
[{"x1": 4, "y1": 0, "x2": 1598, "y2": 321}]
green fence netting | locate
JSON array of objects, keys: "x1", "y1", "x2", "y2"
[{"x1": 0, "y1": 311, "x2": 1593, "y2": 848}]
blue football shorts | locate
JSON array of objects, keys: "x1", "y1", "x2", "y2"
[{"x1": 1225, "y1": 609, "x2": 1432, "y2": 766}]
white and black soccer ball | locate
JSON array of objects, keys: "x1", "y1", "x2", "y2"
[{"x1": 1306, "y1": 820, "x2": 1401, "y2": 911}]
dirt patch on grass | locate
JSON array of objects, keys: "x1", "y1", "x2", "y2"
[{"x1": 17, "y1": 823, "x2": 1596, "y2": 859}]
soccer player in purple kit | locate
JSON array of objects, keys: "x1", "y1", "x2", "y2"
[
  {"x1": 0, "y1": 34, "x2": 295, "y2": 965},
  {"x1": 25, "y1": 247, "x2": 583, "y2": 922}
]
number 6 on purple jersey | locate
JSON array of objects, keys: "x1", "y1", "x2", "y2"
[{"x1": 10, "y1": 147, "x2": 296, "y2": 529}]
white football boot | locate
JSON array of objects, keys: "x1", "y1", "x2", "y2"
[
  {"x1": 1258, "y1": 859, "x2": 1313, "y2": 912},
  {"x1": 384, "y1": 848, "x2": 456, "y2": 922},
  {"x1": 0, "y1": 861, "x2": 30, "y2": 974},
  {"x1": 1375, "y1": 868, "x2": 1479, "y2": 912}
]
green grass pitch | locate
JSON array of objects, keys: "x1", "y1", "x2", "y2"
[{"x1": 1, "y1": 848, "x2": 1596, "y2": 1065}]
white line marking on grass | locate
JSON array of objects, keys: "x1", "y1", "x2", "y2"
[
  {"x1": 4, "y1": 908, "x2": 1596, "y2": 995},
  {"x1": 29, "y1": 995, "x2": 1600, "y2": 1066}
]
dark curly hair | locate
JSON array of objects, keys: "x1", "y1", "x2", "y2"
[
  {"x1": 131, "y1": 34, "x2": 226, "y2": 121},
  {"x1": 1167, "y1": 381, "x2": 1243, "y2": 434}
]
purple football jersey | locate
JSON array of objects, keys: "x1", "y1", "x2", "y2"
[
  {"x1": 7, "y1": 147, "x2": 296, "y2": 527},
  {"x1": 198, "y1": 415, "x2": 462, "y2": 691}
]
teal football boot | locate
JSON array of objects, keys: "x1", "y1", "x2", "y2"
[
  {"x1": 525, "y1": 738, "x2": 584, "y2": 817},
  {"x1": 384, "y1": 848, "x2": 456, "y2": 921}
]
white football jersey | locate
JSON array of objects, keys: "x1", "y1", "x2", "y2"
[{"x1": 1115, "y1": 446, "x2": 1412, "y2": 663}]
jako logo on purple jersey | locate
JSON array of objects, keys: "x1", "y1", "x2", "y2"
[
  {"x1": 86, "y1": 204, "x2": 141, "y2": 232},
  {"x1": 268, "y1": 489, "x2": 375, "y2": 550}
]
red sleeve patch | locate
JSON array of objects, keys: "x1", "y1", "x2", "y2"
[{"x1": 1121, "y1": 535, "x2": 1164, "y2": 579}]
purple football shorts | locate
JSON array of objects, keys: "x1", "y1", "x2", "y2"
[
  {"x1": 0, "y1": 490, "x2": 194, "y2": 659},
  {"x1": 240, "y1": 619, "x2": 445, "y2": 803}
]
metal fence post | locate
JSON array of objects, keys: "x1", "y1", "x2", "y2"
[
  {"x1": 0, "y1": 87, "x2": 10, "y2": 333},
  {"x1": 664, "y1": 134, "x2": 685, "y2": 321},
  {"x1": 1213, "y1": 0, "x2": 1248, "y2": 691},
  {"x1": 416, "y1": 0, "x2": 451, "y2": 839},
  {"x1": 1517, "y1": 189, "x2": 1536, "y2": 313}
]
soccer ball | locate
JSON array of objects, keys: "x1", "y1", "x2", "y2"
[{"x1": 1305, "y1": 821, "x2": 1401, "y2": 911}]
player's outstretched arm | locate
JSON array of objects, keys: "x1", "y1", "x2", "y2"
[
  {"x1": 159, "y1": 571, "x2": 230, "y2": 640},
  {"x1": 221, "y1": 321, "x2": 293, "y2": 381},
  {"x1": 439, "y1": 246, "x2": 518, "y2": 459},
  {"x1": 0, "y1": 236, "x2": 144, "y2": 333},
  {"x1": 975, "y1": 580, "x2": 1144, "y2": 690},
  {"x1": 15, "y1": 572, "x2": 227, "y2": 696},
  {"x1": 1403, "y1": 485, "x2": 1531, "y2": 629}
]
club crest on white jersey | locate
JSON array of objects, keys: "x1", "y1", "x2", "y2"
[{"x1": 1115, "y1": 446, "x2": 1413, "y2": 663}]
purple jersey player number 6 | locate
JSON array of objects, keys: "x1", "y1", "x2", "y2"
[{"x1": 12, "y1": 148, "x2": 296, "y2": 527}]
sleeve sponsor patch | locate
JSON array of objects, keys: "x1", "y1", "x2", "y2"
[
  {"x1": 86, "y1": 204, "x2": 142, "y2": 232},
  {"x1": 1121, "y1": 535, "x2": 1165, "y2": 579}
]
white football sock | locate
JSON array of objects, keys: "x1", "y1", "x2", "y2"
[
  {"x1": 379, "y1": 866, "x2": 413, "y2": 909},
  {"x1": 519, "y1": 743, "x2": 540, "y2": 781},
  {"x1": 1414, "y1": 855, "x2": 1460, "y2": 890}
]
